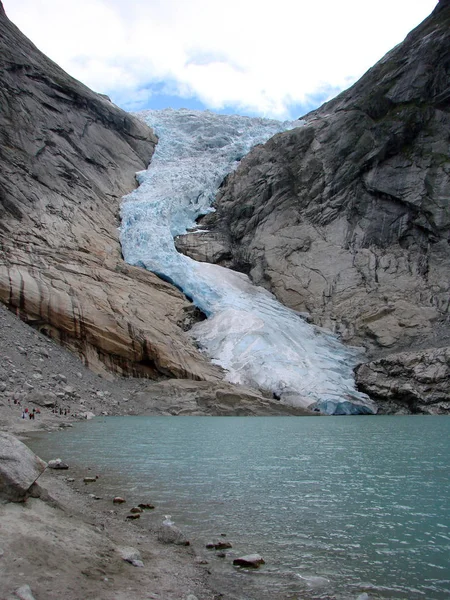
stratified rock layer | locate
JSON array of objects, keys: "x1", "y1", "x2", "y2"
[
  {"x1": 355, "y1": 346, "x2": 450, "y2": 414},
  {"x1": 178, "y1": 1, "x2": 450, "y2": 358},
  {"x1": 0, "y1": 2, "x2": 220, "y2": 381}
]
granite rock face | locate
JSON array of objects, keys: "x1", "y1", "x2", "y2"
[
  {"x1": 355, "y1": 346, "x2": 450, "y2": 414},
  {"x1": 134, "y1": 379, "x2": 317, "y2": 416},
  {"x1": 178, "y1": 1, "x2": 450, "y2": 361},
  {"x1": 0, "y1": 2, "x2": 220, "y2": 381}
]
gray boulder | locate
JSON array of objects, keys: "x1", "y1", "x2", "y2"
[
  {"x1": 47, "y1": 458, "x2": 69, "y2": 470},
  {"x1": 117, "y1": 546, "x2": 144, "y2": 567},
  {"x1": 157, "y1": 523, "x2": 190, "y2": 546},
  {"x1": 0, "y1": 433, "x2": 46, "y2": 502},
  {"x1": 12, "y1": 585, "x2": 36, "y2": 600}
]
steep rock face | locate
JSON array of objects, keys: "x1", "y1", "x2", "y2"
[
  {"x1": 355, "y1": 347, "x2": 450, "y2": 414},
  {"x1": 0, "y1": 2, "x2": 221, "y2": 381},
  {"x1": 178, "y1": 1, "x2": 450, "y2": 360}
]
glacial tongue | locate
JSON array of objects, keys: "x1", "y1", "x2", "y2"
[{"x1": 120, "y1": 109, "x2": 376, "y2": 415}]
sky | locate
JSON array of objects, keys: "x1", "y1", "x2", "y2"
[{"x1": 4, "y1": 0, "x2": 439, "y2": 120}]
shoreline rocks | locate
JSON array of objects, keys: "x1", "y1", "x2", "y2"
[
  {"x1": 233, "y1": 554, "x2": 265, "y2": 568},
  {"x1": 0, "y1": 433, "x2": 46, "y2": 502}
]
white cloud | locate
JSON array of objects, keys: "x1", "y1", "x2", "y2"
[{"x1": 3, "y1": 0, "x2": 439, "y2": 118}]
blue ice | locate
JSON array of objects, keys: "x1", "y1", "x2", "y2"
[{"x1": 120, "y1": 109, "x2": 376, "y2": 415}]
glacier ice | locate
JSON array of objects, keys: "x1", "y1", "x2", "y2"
[{"x1": 120, "y1": 108, "x2": 376, "y2": 415}]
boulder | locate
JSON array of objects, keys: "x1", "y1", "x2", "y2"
[
  {"x1": 0, "y1": 433, "x2": 46, "y2": 502},
  {"x1": 117, "y1": 546, "x2": 144, "y2": 567},
  {"x1": 12, "y1": 585, "x2": 36, "y2": 600},
  {"x1": 233, "y1": 554, "x2": 265, "y2": 568},
  {"x1": 27, "y1": 391, "x2": 56, "y2": 408},
  {"x1": 47, "y1": 458, "x2": 69, "y2": 470},
  {"x1": 206, "y1": 541, "x2": 232, "y2": 550},
  {"x1": 157, "y1": 523, "x2": 190, "y2": 546},
  {"x1": 113, "y1": 496, "x2": 126, "y2": 504}
]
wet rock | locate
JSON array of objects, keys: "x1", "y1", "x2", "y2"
[
  {"x1": 129, "y1": 506, "x2": 143, "y2": 514},
  {"x1": 157, "y1": 523, "x2": 190, "y2": 546},
  {"x1": 126, "y1": 513, "x2": 140, "y2": 520},
  {"x1": 206, "y1": 541, "x2": 232, "y2": 550},
  {"x1": 47, "y1": 458, "x2": 69, "y2": 470},
  {"x1": 0, "y1": 433, "x2": 46, "y2": 502},
  {"x1": 138, "y1": 502, "x2": 155, "y2": 509},
  {"x1": 113, "y1": 496, "x2": 126, "y2": 504},
  {"x1": 83, "y1": 477, "x2": 97, "y2": 483},
  {"x1": 233, "y1": 554, "x2": 265, "y2": 568},
  {"x1": 117, "y1": 546, "x2": 144, "y2": 567}
]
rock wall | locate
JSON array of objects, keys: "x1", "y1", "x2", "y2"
[
  {"x1": 355, "y1": 347, "x2": 450, "y2": 415},
  {"x1": 178, "y1": 0, "x2": 450, "y2": 360},
  {"x1": 0, "y1": 2, "x2": 221, "y2": 382}
]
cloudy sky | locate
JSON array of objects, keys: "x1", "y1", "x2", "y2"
[{"x1": 4, "y1": 0, "x2": 438, "y2": 119}]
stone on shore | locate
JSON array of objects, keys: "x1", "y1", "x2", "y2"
[
  {"x1": 157, "y1": 523, "x2": 190, "y2": 546},
  {"x1": 117, "y1": 546, "x2": 144, "y2": 567},
  {"x1": 113, "y1": 496, "x2": 126, "y2": 504},
  {"x1": 233, "y1": 554, "x2": 265, "y2": 568},
  {"x1": 206, "y1": 541, "x2": 232, "y2": 550},
  {"x1": 130, "y1": 506, "x2": 143, "y2": 513},
  {"x1": 12, "y1": 584, "x2": 36, "y2": 600},
  {"x1": 0, "y1": 433, "x2": 46, "y2": 503},
  {"x1": 47, "y1": 458, "x2": 69, "y2": 470}
]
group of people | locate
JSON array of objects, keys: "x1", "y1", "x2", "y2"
[{"x1": 21, "y1": 407, "x2": 40, "y2": 419}]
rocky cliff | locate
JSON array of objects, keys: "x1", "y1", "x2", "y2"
[
  {"x1": 177, "y1": 1, "x2": 450, "y2": 412},
  {"x1": 0, "y1": 1, "x2": 221, "y2": 382}
]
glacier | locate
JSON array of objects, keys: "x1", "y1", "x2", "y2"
[{"x1": 120, "y1": 108, "x2": 376, "y2": 415}]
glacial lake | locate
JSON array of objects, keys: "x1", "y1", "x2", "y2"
[{"x1": 29, "y1": 416, "x2": 450, "y2": 600}]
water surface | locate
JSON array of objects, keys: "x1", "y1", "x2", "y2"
[{"x1": 29, "y1": 416, "x2": 450, "y2": 599}]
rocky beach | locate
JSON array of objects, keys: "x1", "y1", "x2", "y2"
[
  {"x1": 0, "y1": 304, "x2": 221, "y2": 600},
  {"x1": 1, "y1": 0, "x2": 450, "y2": 598},
  {"x1": 0, "y1": 300, "x2": 303, "y2": 600}
]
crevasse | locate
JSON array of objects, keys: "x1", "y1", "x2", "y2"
[{"x1": 120, "y1": 109, "x2": 376, "y2": 415}]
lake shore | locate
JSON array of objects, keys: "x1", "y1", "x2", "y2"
[
  {"x1": 1, "y1": 412, "x2": 225, "y2": 600},
  {"x1": 0, "y1": 304, "x2": 223, "y2": 600},
  {"x1": 1, "y1": 301, "x2": 293, "y2": 600}
]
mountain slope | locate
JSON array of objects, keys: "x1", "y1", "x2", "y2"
[
  {"x1": 176, "y1": 0, "x2": 450, "y2": 412},
  {"x1": 0, "y1": 1, "x2": 220, "y2": 382},
  {"x1": 181, "y1": 0, "x2": 449, "y2": 354}
]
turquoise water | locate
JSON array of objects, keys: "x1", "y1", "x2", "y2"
[{"x1": 29, "y1": 416, "x2": 450, "y2": 599}]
